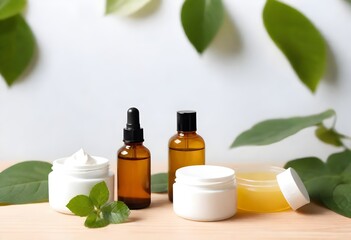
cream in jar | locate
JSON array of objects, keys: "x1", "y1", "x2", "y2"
[
  {"x1": 48, "y1": 149, "x2": 114, "y2": 214},
  {"x1": 236, "y1": 166, "x2": 310, "y2": 213}
]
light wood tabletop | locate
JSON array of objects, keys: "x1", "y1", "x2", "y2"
[{"x1": 0, "y1": 162, "x2": 350, "y2": 240}]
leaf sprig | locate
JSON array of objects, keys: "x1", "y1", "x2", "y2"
[{"x1": 66, "y1": 181, "x2": 130, "y2": 228}]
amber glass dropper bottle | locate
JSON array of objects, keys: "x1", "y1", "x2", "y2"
[
  {"x1": 168, "y1": 110, "x2": 205, "y2": 202},
  {"x1": 117, "y1": 107, "x2": 151, "y2": 209}
]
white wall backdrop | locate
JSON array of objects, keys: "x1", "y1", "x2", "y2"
[{"x1": 0, "y1": 0, "x2": 350, "y2": 167}]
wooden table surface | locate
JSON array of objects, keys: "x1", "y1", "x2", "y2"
[{"x1": 0, "y1": 162, "x2": 350, "y2": 240}]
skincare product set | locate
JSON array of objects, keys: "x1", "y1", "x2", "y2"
[{"x1": 48, "y1": 107, "x2": 310, "y2": 222}]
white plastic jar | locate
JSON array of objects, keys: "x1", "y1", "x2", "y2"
[
  {"x1": 173, "y1": 165, "x2": 236, "y2": 221},
  {"x1": 48, "y1": 149, "x2": 114, "y2": 214}
]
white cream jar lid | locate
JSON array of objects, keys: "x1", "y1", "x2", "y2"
[
  {"x1": 173, "y1": 165, "x2": 236, "y2": 221},
  {"x1": 276, "y1": 168, "x2": 310, "y2": 210},
  {"x1": 175, "y1": 165, "x2": 235, "y2": 186}
]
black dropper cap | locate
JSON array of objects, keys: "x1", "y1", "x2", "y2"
[
  {"x1": 177, "y1": 110, "x2": 197, "y2": 132},
  {"x1": 123, "y1": 107, "x2": 144, "y2": 143}
]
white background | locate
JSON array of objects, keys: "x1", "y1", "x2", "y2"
[{"x1": 0, "y1": 0, "x2": 350, "y2": 168}]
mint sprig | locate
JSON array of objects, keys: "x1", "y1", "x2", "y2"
[{"x1": 66, "y1": 181, "x2": 130, "y2": 228}]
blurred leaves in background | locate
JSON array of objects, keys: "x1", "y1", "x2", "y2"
[
  {"x1": 0, "y1": 0, "x2": 334, "y2": 93},
  {"x1": 105, "y1": 0, "x2": 153, "y2": 16},
  {"x1": 181, "y1": 0, "x2": 224, "y2": 54},
  {"x1": 0, "y1": 0, "x2": 26, "y2": 20},
  {"x1": 0, "y1": 0, "x2": 36, "y2": 86},
  {"x1": 263, "y1": 0, "x2": 327, "y2": 93}
]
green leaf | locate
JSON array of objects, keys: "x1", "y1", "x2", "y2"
[
  {"x1": 333, "y1": 184, "x2": 351, "y2": 216},
  {"x1": 304, "y1": 175, "x2": 340, "y2": 202},
  {"x1": 284, "y1": 157, "x2": 341, "y2": 201},
  {"x1": 231, "y1": 109, "x2": 335, "y2": 148},
  {"x1": 284, "y1": 148, "x2": 351, "y2": 218},
  {"x1": 315, "y1": 125, "x2": 344, "y2": 147},
  {"x1": 0, "y1": 161, "x2": 52, "y2": 204},
  {"x1": 0, "y1": 14, "x2": 35, "y2": 86},
  {"x1": 84, "y1": 211, "x2": 109, "y2": 228},
  {"x1": 326, "y1": 150, "x2": 351, "y2": 175},
  {"x1": 181, "y1": 0, "x2": 225, "y2": 53},
  {"x1": 0, "y1": 0, "x2": 26, "y2": 20},
  {"x1": 68, "y1": 182, "x2": 129, "y2": 228},
  {"x1": 102, "y1": 201, "x2": 130, "y2": 224},
  {"x1": 341, "y1": 163, "x2": 351, "y2": 183},
  {"x1": 105, "y1": 0, "x2": 152, "y2": 16},
  {"x1": 284, "y1": 157, "x2": 329, "y2": 181},
  {"x1": 323, "y1": 184, "x2": 351, "y2": 218},
  {"x1": 66, "y1": 195, "x2": 94, "y2": 217},
  {"x1": 89, "y1": 181, "x2": 109, "y2": 208},
  {"x1": 151, "y1": 172, "x2": 168, "y2": 193},
  {"x1": 263, "y1": 0, "x2": 326, "y2": 93}
]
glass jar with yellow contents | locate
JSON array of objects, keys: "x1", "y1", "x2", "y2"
[{"x1": 235, "y1": 166, "x2": 310, "y2": 213}]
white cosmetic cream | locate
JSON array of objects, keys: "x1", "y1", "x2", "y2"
[
  {"x1": 48, "y1": 149, "x2": 114, "y2": 214},
  {"x1": 173, "y1": 165, "x2": 236, "y2": 221}
]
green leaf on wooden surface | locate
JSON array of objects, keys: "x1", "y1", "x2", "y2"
[
  {"x1": 151, "y1": 172, "x2": 168, "y2": 193},
  {"x1": 323, "y1": 183, "x2": 351, "y2": 218},
  {"x1": 101, "y1": 201, "x2": 130, "y2": 224},
  {"x1": 89, "y1": 181, "x2": 109, "y2": 208},
  {"x1": 284, "y1": 157, "x2": 339, "y2": 202},
  {"x1": 181, "y1": 0, "x2": 225, "y2": 53},
  {"x1": 68, "y1": 181, "x2": 130, "y2": 228},
  {"x1": 0, "y1": 0, "x2": 26, "y2": 20},
  {"x1": 304, "y1": 175, "x2": 340, "y2": 202},
  {"x1": 284, "y1": 152, "x2": 351, "y2": 217},
  {"x1": 284, "y1": 157, "x2": 329, "y2": 181},
  {"x1": 315, "y1": 125, "x2": 344, "y2": 147},
  {"x1": 106, "y1": 0, "x2": 152, "y2": 16},
  {"x1": 0, "y1": 161, "x2": 52, "y2": 204},
  {"x1": 326, "y1": 150, "x2": 351, "y2": 175},
  {"x1": 85, "y1": 211, "x2": 109, "y2": 228},
  {"x1": 66, "y1": 195, "x2": 94, "y2": 217},
  {"x1": 231, "y1": 109, "x2": 335, "y2": 148},
  {"x1": 263, "y1": 0, "x2": 327, "y2": 93},
  {"x1": 333, "y1": 183, "x2": 351, "y2": 215},
  {"x1": 0, "y1": 14, "x2": 35, "y2": 86}
]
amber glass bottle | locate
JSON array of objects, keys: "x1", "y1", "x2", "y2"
[
  {"x1": 118, "y1": 107, "x2": 151, "y2": 209},
  {"x1": 168, "y1": 111, "x2": 205, "y2": 202}
]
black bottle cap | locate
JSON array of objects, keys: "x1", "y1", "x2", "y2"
[
  {"x1": 123, "y1": 107, "x2": 144, "y2": 143},
  {"x1": 177, "y1": 110, "x2": 197, "y2": 132}
]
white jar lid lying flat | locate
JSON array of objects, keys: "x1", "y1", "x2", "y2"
[{"x1": 276, "y1": 168, "x2": 310, "y2": 210}]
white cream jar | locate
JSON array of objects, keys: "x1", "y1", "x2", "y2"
[
  {"x1": 48, "y1": 149, "x2": 114, "y2": 214},
  {"x1": 173, "y1": 165, "x2": 236, "y2": 221}
]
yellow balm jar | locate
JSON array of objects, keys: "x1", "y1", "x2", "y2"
[{"x1": 236, "y1": 166, "x2": 310, "y2": 213}]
